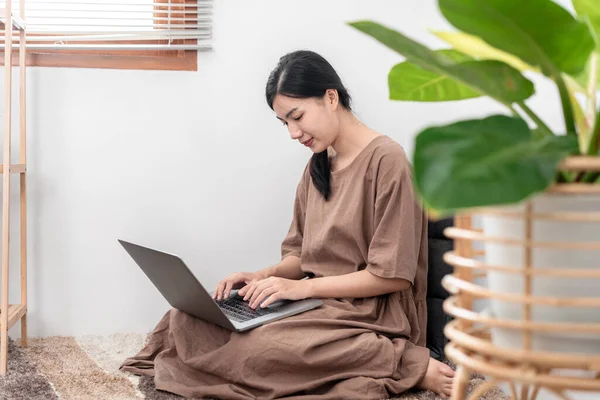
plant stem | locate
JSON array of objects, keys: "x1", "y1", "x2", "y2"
[
  {"x1": 586, "y1": 53, "x2": 599, "y2": 156},
  {"x1": 555, "y1": 74, "x2": 577, "y2": 136},
  {"x1": 589, "y1": 106, "x2": 600, "y2": 155},
  {"x1": 592, "y1": 122, "x2": 600, "y2": 155},
  {"x1": 507, "y1": 104, "x2": 521, "y2": 118},
  {"x1": 586, "y1": 53, "x2": 598, "y2": 124},
  {"x1": 582, "y1": 102, "x2": 600, "y2": 181},
  {"x1": 516, "y1": 102, "x2": 553, "y2": 136}
]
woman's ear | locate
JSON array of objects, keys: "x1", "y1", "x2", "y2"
[{"x1": 325, "y1": 89, "x2": 339, "y2": 110}]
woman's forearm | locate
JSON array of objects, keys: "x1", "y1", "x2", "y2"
[
  {"x1": 307, "y1": 269, "x2": 410, "y2": 298},
  {"x1": 260, "y1": 255, "x2": 305, "y2": 280}
]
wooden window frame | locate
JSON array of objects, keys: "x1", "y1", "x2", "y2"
[{"x1": 0, "y1": 0, "x2": 199, "y2": 71}]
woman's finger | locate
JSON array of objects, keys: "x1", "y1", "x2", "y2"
[
  {"x1": 248, "y1": 279, "x2": 273, "y2": 305},
  {"x1": 223, "y1": 280, "x2": 234, "y2": 300},
  {"x1": 242, "y1": 281, "x2": 260, "y2": 302},
  {"x1": 251, "y1": 286, "x2": 277, "y2": 309},
  {"x1": 212, "y1": 282, "x2": 220, "y2": 300},
  {"x1": 259, "y1": 291, "x2": 280, "y2": 309}
]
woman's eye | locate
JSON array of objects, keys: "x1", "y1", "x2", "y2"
[
  {"x1": 281, "y1": 121, "x2": 288, "y2": 126},
  {"x1": 294, "y1": 115, "x2": 303, "y2": 121}
]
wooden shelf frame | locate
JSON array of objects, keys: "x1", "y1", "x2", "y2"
[
  {"x1": 0, "y1": 0, "x2": 28, "y2": 376},
  {"x1": 0, "y1": 304, "x2": 26, "y2": 330},
  {"x1": 0, "y1": 8, "x2": 26, "y2": 31},
  {"x1": 0, "y1": 164, "x2": 26, "y2": 174}
]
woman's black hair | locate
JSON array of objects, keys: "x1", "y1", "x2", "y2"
[{"x1": 265, "y1": 50, "x2": 352, "y2": 201}]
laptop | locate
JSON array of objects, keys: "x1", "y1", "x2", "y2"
[{"x1": 118, "y1": 239, "x2": 323, "y2": 332}]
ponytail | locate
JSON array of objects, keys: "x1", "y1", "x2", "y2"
[{"x1": 310, "y1": 151, "x2": 331, "y2": 200}]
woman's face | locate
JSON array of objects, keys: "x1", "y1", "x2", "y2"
[{"x1": 272, "y1": 90, "x2": 340, "y2": 153}]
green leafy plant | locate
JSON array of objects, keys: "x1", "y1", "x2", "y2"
[{"x1": 349, "y1": 0, "x2": 600, "y2": 215}]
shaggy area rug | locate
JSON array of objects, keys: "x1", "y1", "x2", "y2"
[{"x1": 0, "y1": 334, "x2": 508, "y2": 399}]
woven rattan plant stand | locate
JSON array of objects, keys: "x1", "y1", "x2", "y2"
[{"x1": 441, "y1": 156, "x2": 600, "y2": 400}]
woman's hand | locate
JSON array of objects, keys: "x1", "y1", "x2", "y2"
[
  {"x1": 238, "y1": 277, "x2": 313, "y2": 309},
  {"x1": 212, "y1": 271, "x2": 266, "y2": 301}
]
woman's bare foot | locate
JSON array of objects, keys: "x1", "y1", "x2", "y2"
[{"x1": 416, "y1": 357, "x2": 455, "y2": 399}]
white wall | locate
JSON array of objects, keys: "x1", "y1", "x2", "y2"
[{"x1": 0, "y1": 0, "x2": 566, "y2": 337}]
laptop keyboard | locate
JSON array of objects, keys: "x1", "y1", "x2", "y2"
[{"x1": 217, "y1": 296, "x2": 277, "y2": 322}]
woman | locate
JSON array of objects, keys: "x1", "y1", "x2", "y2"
[{"x1": 121, "y1": 50, "x2": 455, "y2": 399}]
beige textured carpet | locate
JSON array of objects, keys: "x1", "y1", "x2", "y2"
[{"x1": 0, "y1": 334, "x2": 508, "y2": 399}]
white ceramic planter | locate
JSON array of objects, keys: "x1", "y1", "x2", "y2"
[{"x1": 481, "y1": 192, "x2": 600, "y2": 354}]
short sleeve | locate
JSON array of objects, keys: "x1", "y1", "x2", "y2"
[
  {"x1": 281, "y1": 164, "x2": 310, "y2": 260},
  {"x1": 365, "y1": 153, "x2": 425, "y2": 284}
]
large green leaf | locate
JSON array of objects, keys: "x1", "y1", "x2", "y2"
[
  {"x1": 413, "y1": 115, "x2": 579, "y2": 214},
  {"x1": 432, "y1": 31, "x2": 537, "y2": 72},
  {"x1": 568, "y1": 51, "x2": 600, "y2": 91},
  {"x1": 389, "y1": 50, "x2": 481, "y2": 101},
  {"x1": 571, "y1": 1, "x2": 600, "y2": 94},
  {"x1": 433, "y1": 28, "x2": 593, "y2": 142},
  {"x1": 438, "y1": 0, "x2": 595, "y2": 77},
  {"x1": 433, "y1": 29, "x2": 594, "y2": 95},
  {"x1": 573, "y1": 0, "x2": 600, "y2": 50},
  {"x1": 565, "y1": 76, "x2": 593, "y2": 153},
  {"x1": 348, "y1": 21, "x2": 534, "y2": 105}
]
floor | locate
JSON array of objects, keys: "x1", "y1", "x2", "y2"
[{"x1": 0, "y1": 333, "x2": 509, "y2": 399}]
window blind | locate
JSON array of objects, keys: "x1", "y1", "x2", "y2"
[{"x1": 0, "y1": 0, "x2": 212, "y2": 51}]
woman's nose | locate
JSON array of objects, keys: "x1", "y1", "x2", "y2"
[{"x1": 288, "y1": 126, "x2": 302, "y2": 140}]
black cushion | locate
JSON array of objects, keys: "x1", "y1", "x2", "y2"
[
  {"x1": 427, "y1": 239, "x2": 453, "y2": 299},
  {"x1": 425, "y1": 217, "x2": 454, "y2": 361},
  {"x1": 426, "y1": 298, "x2": 452, "y2": 361},
  {"x1": 427, "y1": 218, "x2": 453, "y2": 240}
]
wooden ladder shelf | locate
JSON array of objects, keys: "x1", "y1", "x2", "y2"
[{"x1": 0, "y1": 0, "x2": 28, "y2": 375}]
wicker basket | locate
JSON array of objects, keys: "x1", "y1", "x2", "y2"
[{"x1": 441, "y1": 156, "x2": 600, "y2": 400}]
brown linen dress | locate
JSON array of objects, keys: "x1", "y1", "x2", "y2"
[{"x1": 120, "y1": 135, "x2": 430, "y2": 400}]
